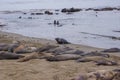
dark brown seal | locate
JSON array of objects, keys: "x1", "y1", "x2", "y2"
[{"x1": 0, "y1": 51, "x2": 24, "y2": 59}]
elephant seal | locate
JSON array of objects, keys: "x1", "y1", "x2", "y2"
[
  {"x1": 0, "y1": 51, "x2": 24, "y2": 59},
  {"x1": 13, "y1": 45, "x2": 36, "y2": 54},
  {"x1": 102, "y1": 48, "x2": 120, "y2": 52},
  {"x1": 55, "y1": 38, "x2": 70, "y2": 44},
  {"x1": 18, "y1": 52, "x2": 54, "y2": 62},
  {"x1": 95, "y1": 59, "x2": 118, "y2": 66},
  {"x1": 0, "y1": 41, "x2": 20, "y2": 52},
  {"x1": 45, "y1": 46, "x2": 73, "y2": 55},
  {"x1": 76, "y1": 56, "x2": 106, "y2": 62},
  {"x1": 81, "y1": 51, "x2": 109, "y2": 58},
  {"x1": 72, "y1": 69, "x2": 120, "y2": 80},
  {"x1": 46, "y1": 54, "x2": 81, "y2": 61},
  {"x1": 36, "y1": 45, "x2": 58, "y2": 53}
]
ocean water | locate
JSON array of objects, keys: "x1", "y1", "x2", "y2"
[
  {"x1": 0, "y1": 0, "x2": 120, "y2": 48},
  {"x1": 0, "y1": 0, "x2": 120, "y2": 11}
]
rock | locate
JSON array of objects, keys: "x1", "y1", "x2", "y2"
[
  {"x1": 0, "y1": 51, "x2": 24, "y2": 60},
  {"x1": 31, "y1": 13, "x2": 43, "y2": 15},
  {"x1": 55, "y1": 38, "x2": 70, "y2": 44},
  {"x1": 44, "y1": 11, "x2": 53, "y2": 15},
  {"x1": 61, "y1": 8, "x2": 82, "y2": 13},
  {"x1": 102, "y1": 48, "x2": 120, "y2": 53},
  {"x1": 46, "y1": 54, "x2": 81, "y2": 61}
]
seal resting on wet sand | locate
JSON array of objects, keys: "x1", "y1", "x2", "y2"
[{"x1": 55, "y1": 38, "x2": 70, "y2": 44}]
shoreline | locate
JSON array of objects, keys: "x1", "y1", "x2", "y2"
[
  {"x1": 0, "y1": 31, "x2": 103, "y2": 52},
  {"x1": 0, "y1": 31, "x2": 120, "y2": 80}
]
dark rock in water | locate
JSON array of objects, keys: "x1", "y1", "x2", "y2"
[
  {"x1": 81, "y1": 51, "x2": 109, "y2": 58},
  {"x1": 18, "y1": 16, "x2": 22, "y2": 19},
  {"x1": 46, "y1": 54, "x2": 81, "y2": 61},
  {"x1": 44, "y1": 11, "x2": 53, "y2": 15},
  {"x1": 55, "y1": 38, "x2": 70, "y2": 44},
  {"x1": 31, "y1": 13, "x2": 43, "y2": 15},
  {"x1": 0, "y1": 51, "x2": 24, "y2": 59},
  {"x1": 28, "y1": 17, "x2": 32, "y2": 19},
  {"x1": 95, "y1": 59, "x2": 118, "y2": 66},
  {"x1": 102, "y1": 48, "x2": 120, "y2": 52},
  {"x1": 61, "y1": 8, "x2": 82, "y2": 13}
]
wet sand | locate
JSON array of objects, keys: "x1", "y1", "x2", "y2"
[{"x1": 0, "y1": 31, "x2": 119, "y2": 80}]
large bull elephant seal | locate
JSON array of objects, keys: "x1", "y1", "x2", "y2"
[{"x1": 0, "y1": 51, "x2": 24, "y2": 59}]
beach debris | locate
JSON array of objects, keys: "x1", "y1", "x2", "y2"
[
  {"x1": 0, "y1": 51, "x2": 24, "y2": 60},
  {"x1": 55, "y1": 38, "x2": 70, "y2": 44}
]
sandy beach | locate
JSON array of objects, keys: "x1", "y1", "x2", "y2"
[{"x1": 0, "y1": 31, "x2": 120, "y2": 80}]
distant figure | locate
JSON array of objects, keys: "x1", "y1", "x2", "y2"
[
  {"x1": 54, "y1": 20, "x2": 57, "y2": 25},
  {"x1": 56, "y1": 21, "x2": 59, "y2": 25},
  {"x1": 54, "y1": 20, "x2": 60, "y2": 26},
  {"x1": 55, "y1": 38, "x2": 70, "y2": 44}
]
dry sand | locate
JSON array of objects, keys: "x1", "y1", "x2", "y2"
[{"x1": 0, "y1": 31, "x2": 119, "y2": 80}]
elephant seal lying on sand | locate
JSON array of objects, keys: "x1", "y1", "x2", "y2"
[
  {"x1": 46, "y1": 54, "x2": 81, "y2": 61},
  {"x1": 0, "y1": 51, "x2": 24, "y2": 59},
  {"x1": 102, "y1": 48, "x2": 120, "y2": 53},
  {"x1": 0, "y1": 41, "x2": 37, "y2": 54},
  {"x1": 77, "y1": 56, "x2": 118, "y2": 66},
  {"x1": 72, "y1": 69, "x2": 120, "y2": 80},
  {"x1": 18, "y1": 52, "x2": 54, "y2": 62}
]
